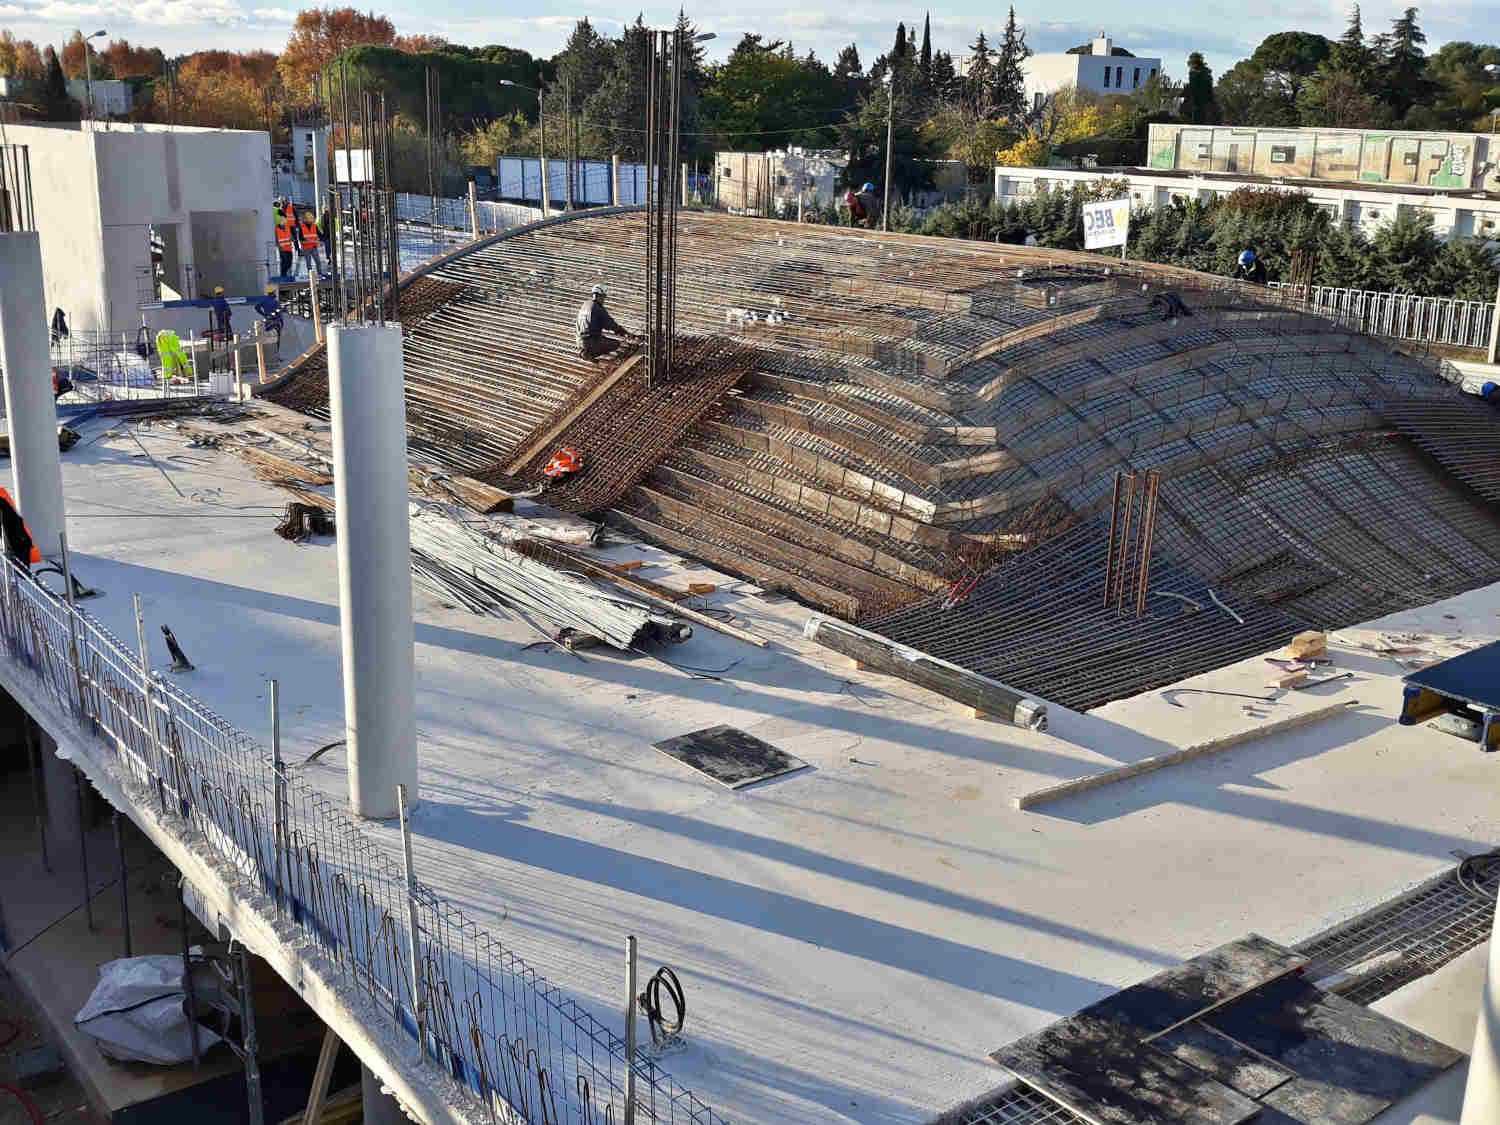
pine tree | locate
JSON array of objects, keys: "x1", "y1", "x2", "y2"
[
  {"x1": 1329, "y1": 4, "x2": 1372, "y2": 80},
  {"x1": 894, "y1": 23, "x2": 907, "y2": 62},
  {"x1": 993, "y1": 7, "x2": 1031, "y2": 121},
  {"x1": 1184, "y1": 52, "x2": 1219, "y2": 123},
  {"x1": 931, "y1": 50, "x2": 957, "y2": 100},
  {"x1": 42, "y1": 47, "x2": 75, "y2": 120},
  {"x1": 919, "y1": 14, "x2": 932, "y2": 82},
  {"x1": 1382, "y1": 7, "x2": 1433, "y2": 119},
  {"x1": 965, "y1": 31, "x2": 995, "y2": 116}
]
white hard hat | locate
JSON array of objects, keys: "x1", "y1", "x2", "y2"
[{"x1": 592, "y1": 284, "x2": 607, "y2": 299}]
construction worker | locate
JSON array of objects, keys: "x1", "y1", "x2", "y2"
[
  {"x1": 848, "y1": 181, "x2": 880, "y2": 228},
  {"x1": 1237, "y1": 249, "x2": 1267, "y2": 285},
  {"x1": 318, "y1": 206, "x2": 336, "y2": 275},
  {"x1": 575, "y1": 284, "x2": 636, "y2": 361},
  {"x1": 275, "y1": 212, "x2": 295, "y2": 279},
  {"x1": 155, "y1": 329, "x2": 191, "y2": 383},
  {"x1": 254, "y1": 285, "x2": 283, "y2": 343},
  {"x1": 0, "y1": 487, "x2": 41, "y2": 572},
  {"x1": 298, "y1": 211, "x2": 324, "y2": 279},
  {"x1": 210, "y1": 286, "x2": 232, "y2": 340}
]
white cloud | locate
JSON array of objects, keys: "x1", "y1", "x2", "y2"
[{"x1": 250, "y1": 6, "x2": 294, "y2": 22}]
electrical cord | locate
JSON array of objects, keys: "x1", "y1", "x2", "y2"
[
  {"x1": 1457, "y1": 847, "x2": 1500, "y2": 901},
  {"x1": 637, "y1": 966, "x2": 685, "y2": 1048}
]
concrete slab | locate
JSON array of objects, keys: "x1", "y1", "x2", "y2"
[{"x1": 13, "y1": 412, "x2": 1500, "y2": 1125}]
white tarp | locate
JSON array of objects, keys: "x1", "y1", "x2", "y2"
[
  {"x1": 1082, "y1": 197, "x2": 1131, "y2": 249},
  {"x1": 75, "y1": 955, "x2": 222, "y2": 1065}
]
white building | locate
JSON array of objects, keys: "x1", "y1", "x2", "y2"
[
  {"x1": 4, "y1": 122, "x2": 274, "y2": 338},
  {"x1": 1022, "y1": 35, "x2": 1161, "y2": 111},
  {"x1": 713, "y1": 147, "x2": 847, "y2": 214},
  {"x1": 65, "y1": 78, "x2": 133, "y2": 118},
  {"x1": 992, "y1": 164, "x2": 1500, "y2": 242}
]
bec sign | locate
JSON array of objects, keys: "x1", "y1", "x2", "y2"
[{"x1": 1082, "y1": 197, "x2": 1130, "y2": 250}]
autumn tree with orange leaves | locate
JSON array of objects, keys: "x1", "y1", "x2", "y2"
[
  {"x1": 278, "y1": 7, "x2": 396, "y2": 93},
  {"x1": 154, "y1": 50, "x2": 284, "y2": 133},
  {"x1": 103, "y1": 38, "x2": 162, "y2": 79}
]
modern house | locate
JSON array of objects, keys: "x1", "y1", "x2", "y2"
[{"x1": 1021, "y1": 34, "x2": 1161, "y2": 110}]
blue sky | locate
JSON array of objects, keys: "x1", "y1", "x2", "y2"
[{"x1": 0, "y1": 0, "x2": 1492, "y2": 81}]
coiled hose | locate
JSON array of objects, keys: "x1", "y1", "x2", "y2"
[{"x1": 637, "y1": 966, "x2": 685, "y2": 1048}]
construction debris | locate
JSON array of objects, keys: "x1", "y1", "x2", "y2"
[
  {"x1": 276, "y1": 502, "x2": 336, "y2": 541},
  {"x1": 1287, "y1": 630, "x2": 1328, "y2": 660}
]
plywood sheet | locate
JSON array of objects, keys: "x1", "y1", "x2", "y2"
[
  {"x1": 990, "y1": 1013, "x2": 1261, "y2": 1125},
  {"x1": 1085, "y1": 934, "x2": 1306, "y2": 1040},
  {"x1": 1154, "y1": 1022, "x2": 1293, "y2": 1098},
  {"x1": 1204, "y1": 975, "x2": 1462, "y2": 1124},
  {"x1": 653, "y1": 725, "x2": 809, "y2": 789}
]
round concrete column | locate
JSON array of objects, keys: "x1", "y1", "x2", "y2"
[
  {"x1": 1460, "y1": 924, "x2": 1500, "y2": 1122},
  {"x1": 0, "y1": 232, "x2": 66, "y2": 554},
  {"x1": 327, "y1": 323, "x2": 417, "y2": 819}
]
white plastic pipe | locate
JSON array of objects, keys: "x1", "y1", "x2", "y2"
[
  {"x1": 0, "y1": 233, "x2": 65, "y2": 554},
  {"x1": 327, "y1": 323, "x2": 417, "y2": 818},
  {"x1": 1460, "y1": 898, "x2": 1500, "y2": 1122}
]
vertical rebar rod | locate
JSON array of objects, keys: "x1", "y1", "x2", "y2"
[
  {"x1": 1103, "y1": 471, "x2": 1122, "y2": 609},
  {"x1": 1136, "y1": 470, "x2": 1161, "y2": 618},
  {"x1": 624, "y1": 935, "x2": 637, "y2": 1125},
  {"x1": 74, "y1": 766, "x2": 94, "y2": 931},
  {"x1": 114, "y1": 810, "x2": 131, "y2": 957},
  {"x1": 179, "y1": 873, "x2": 202, "y2": 1068},
  {"x1": 398, "y1": 784, "x2": 427, "y2": 1060},
  {"x1": 1113, "y1": 472, "x2": 1137, "y2": 610},
  {"x1": 132, "y1": 594, "x2": 166, "y2": 814},
  {"x1": 270, "y1": 678, "x2": 287, "y2": 915}
]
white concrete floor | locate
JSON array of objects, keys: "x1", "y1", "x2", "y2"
[{"x1": 41, "y1": 413, "x2": 1500, "y2": 1124}]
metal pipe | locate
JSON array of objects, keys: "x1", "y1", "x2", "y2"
[
  {"x1": 398, "y1": 784, "x2": 426, "y2": 1058},
  {"x1": 625, "y1": 934, "x2": 638, "y2": 1125},
  {"x1": 270, "y1": 678, "x2": 288, "y2": 915}
]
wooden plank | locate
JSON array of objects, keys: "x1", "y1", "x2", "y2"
[
  {"x1": 407, "y1": 467, "x2": 513, "y2": 514},
  {"x1": 990, "y1": 1013, "x2": 1261, "y2": 1125},
  {"x1": 1152, "y1": 1023, "x2": 1293, "y2": 1098},
  {"x1": 503, "y1": 354, "x2": 643, "y2": 475},
  {"x1": 1085, "y1": 935, "x2": 1307, "y2": 1043},
  {"x1": 1014, "y1": 700, "x2": 1359, "y2": 810},
  {"x1": 302, "y1": 1027, "x2": 342, "y2": 1125}
]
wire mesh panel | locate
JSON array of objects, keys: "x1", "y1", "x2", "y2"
[
  {"x1": 1269, "y1": 283, "x2": 1494, "y2": 349},
  {"x1": 0, "y1": 550, "x2": 726, "y2": 1125}
]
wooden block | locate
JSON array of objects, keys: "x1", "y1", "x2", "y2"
[
  {"x1": 1266, "y1": 670, "x2": 1308, "y2": 689},
  {"x1": 686, "y1": 582, "x2": 717, "y2": 595},
  {"x1": 1287, "y1": 630, "x2": 1327, "y2": 659},
  {"x1": 967, "y1": 707, "x2": 988, "y2": 720},
  {"x1": 847, "y1": 658, "x2": 867, "y2": 671},
  {"x1": 610, "y1": 561, "x2": 645, "y2": 572}
]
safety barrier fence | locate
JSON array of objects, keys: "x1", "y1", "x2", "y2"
[
  {"x1": 1268, "y1": 282, "x2": 1495, "y2": 350},
  {"x1": 0, "y1": 544, "x2": 724, "y2": 1125},
  {"x1": 47, "y1": 329, "x2": 241, "y2": 404}
]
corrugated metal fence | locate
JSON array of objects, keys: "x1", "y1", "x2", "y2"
[{"x1": 1269, "y1": 283, "x2": 1495, "y2": 350}]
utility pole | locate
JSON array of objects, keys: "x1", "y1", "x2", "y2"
[
  {"x1": 882, "y1": 74, "x2": 894, "y2": 232},
  {"x1": 564, "y1": 78, "x2": 574, "y2": 212}
]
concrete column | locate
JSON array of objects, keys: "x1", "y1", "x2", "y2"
[
  {"x1": 310, "y1": 126, "x2": 329, "y2": 210},
  {"x1": 540, "y1": 155, "x2": 552, "y2": 216},
  {"x1": 468, "y1": 181, "x2": 480, "y2": 240},
  {"x1": 612, "y1": 153, "x2": 621, "y2": 205},
  {"x1": 361, "y1": 1065, "x2": 406, "y2": 1125},
  {"x1": 327, "y1": 323, "x2": 417, "y2": 819},
  {"x1": 0, "y1": 232, "x2": 66, "y2": 554},
  {"x1": 1461, "y1": 930, "x2": 1500, "y2": 1122}
]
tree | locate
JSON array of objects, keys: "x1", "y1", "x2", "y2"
[
  {"x1": 1183, "y1": 52, "x2": 1218, "y2": 123},
  {"x1": 702, "y1": 40, "x2": 842, "y2": 151},
  {"x1": 930, "y1": 50, "x2": 957, "y2": 101},
  {"x1": 1296, "y1": 68, "x2": 1387, "y2": 127},
  {"x1": 155, "y1": 50, "x2": 280, "y2": 131},
  {"x1": 103, "y1": 39, "x2": 161, "y2": 79},
  {"x1": 994, "y1": 7, "x2": 1031, "y2": 121},
  {"x1": 1249, "y1": 31, "x2": 1330, "y2": 101},
  {"x1": 919, "y1": 14, "x2": 932, "y2": 84},
  {"x1": 964, "y1": 31, "x2": 995, "y2": 117},
  {"x1": 1368, "y1": 208, "x2": 1441, "y2": 292},
  {"x1": 894, "y1": 23, "x2": 907, "y2": 64},
  {"x1": 278, "y1": 8, "x2": 397, "y2": 91},
  {"x1": 1329, "y1": 4, "x2": 1375, "y2": 84},
  {"x1": 62, "y1": 31, "x2": 110, "y2": 80},
  {"x1": 1381, "y1": 7, "x2": 1435, "y2": 119},
  {"x1": 581, "y1": 17, "x2": 649, "y2": 161},
  {"x1": 0, "y1": 31, "x2": 17, "y2": 78},
  {"x1": 41, "y1": 47, "x2": 76, "y2": 120},
  {"x1": 1215, "y1": 59, "x2": 1297, "y2": 125},
  {"x1": 837, "y1": 66, "x2": 938, "y2": 198},
  {"x1": 394, "y1": 34, "x2": 448, "y2": 54},
  {"x1": 458, "y1": 111, "x2": 534, "y2": 164}
]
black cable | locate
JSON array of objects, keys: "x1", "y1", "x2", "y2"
[
  {"x1": 637, "y1": 965, "x2": 685, "y2": 1047},
  {"x1": 1457, "y1": 847, "x2": 1500, "y2": 901}
]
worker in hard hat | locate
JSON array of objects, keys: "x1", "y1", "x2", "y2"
[
  {"x1": 254, "y1": 284, "x2": 284, "y2": 343},
  {"x1": 575, "y1": 284, "x2": 636, "y2": 361},
  {"x1": 210, "y1": 285, "x2": 232, "y2": 340},
  {"x1": 847, "y1": 181, "x2": 880, "y2": 228},
  {"x1": 274, "y1": 211, "x2": 295, "y2": 279},
  {"x1": 298, "y1": 210, "x2": 324, "y2": 279},
  {"x1": 1236, "y1": 249, "x2": 1266, "y2": 285}
]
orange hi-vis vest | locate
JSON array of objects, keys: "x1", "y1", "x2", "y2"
[
  {"x1": 542, "y1": 446, "x2": 582, "y2": 478},
  {"x1": 0, "y1": 487, "x2": 43, "y2": 563},
  {"x1": 298, "y1": 221, "x2": 320, "y2": 251},
  {"x1": 275, "y1": 220, "x2": 294, "y2": 251}
]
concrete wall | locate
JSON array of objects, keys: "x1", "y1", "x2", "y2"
[
  {"x1": 65, "y1": 79, "x2": 132, "y2": 117},
  {"x1": 993, "y1": 163, "x2": 1500, "y2": 243},
  {"x1": 5, "y1": 124, "x2": 275, "y2": 337},
  {"x1": 1148, "y1": 124, "x2": 1499, "y2": 192}
]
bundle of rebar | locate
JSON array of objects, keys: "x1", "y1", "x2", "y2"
[{"x1": 407, "y1": 507, "x2": 689, "y2": 649}]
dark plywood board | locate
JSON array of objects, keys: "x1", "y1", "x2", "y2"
[
  {"x1": 1083, "y1": 934, "x2": 1307, "y2": 1041},
  {"x1": 1257, "y1": 1077, "x2": 1390, "y2": 1125},
  {"x1": 1154, "y1": 1022, "x2": 1294, "y2": 1099},
  {"x1": 1403, "y1": 638, "x2": 1500, "y2": 709},
  {"x1": 653, "y1": 725, "x2": 810, "y2": 789},
  {"x1": 1203, "y1": 975, "x2": 1463, "y2": 1123},
  {"x1": 989, "y1": 1013, "x2": 1262, "y2": 1125}
]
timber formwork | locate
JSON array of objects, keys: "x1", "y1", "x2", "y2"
[{"x1": 264, "y1": 209, "x2": 1500, "y2": 707}]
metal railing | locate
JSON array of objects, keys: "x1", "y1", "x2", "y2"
[
  {"x1": 0, "y1": 545, "x2": 723, "y2": 1125},
  {"x1": 1268, "y1": 283, "x2": 1495, "y2": 350}
]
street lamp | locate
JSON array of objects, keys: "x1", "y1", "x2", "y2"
[
  {"x1": 82, "y1": 29, "x2": 106, "y2": 121},
  {"x1": 499, "y1": 77, "x2": 551, "y2": 214}
]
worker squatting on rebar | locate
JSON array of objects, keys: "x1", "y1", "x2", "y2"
[{"x1": 575, "y1": 284, "x2": 640, "y2": 361}]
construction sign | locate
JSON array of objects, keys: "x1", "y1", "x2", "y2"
[{"x1": 1082, "y1": 197, "x2": 1131, "y2": 250}]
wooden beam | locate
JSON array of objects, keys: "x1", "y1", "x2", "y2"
[
  {"x1": 503, "y1": 354, "x2": 642, "y2": 475},
  {"x1": 302, "y1": 1027, "x2": 342, "y2": 1125}
]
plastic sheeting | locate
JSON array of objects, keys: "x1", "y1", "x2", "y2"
[{"x1": 75, "y1": 955, "x2": 222, "y2": 1065}]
